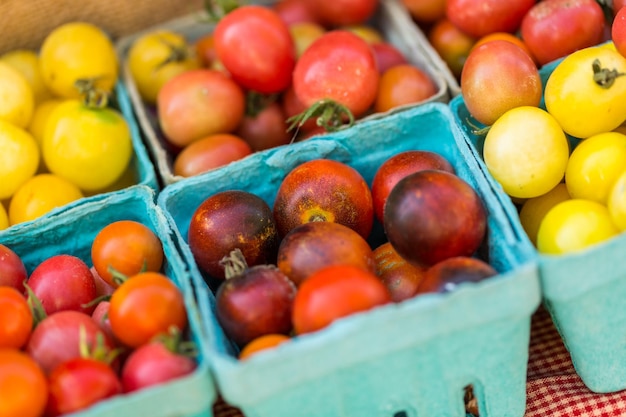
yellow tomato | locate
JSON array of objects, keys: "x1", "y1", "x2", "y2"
[
  {"x1": 607, "y1": 170, "x2": 626, "y2": 230},
  {"x1": 42, "y1": 100, "x2": 133, "y2": 192},
  {"x1": 483, "y1": 106, "x2": 570, "y2": 199},
  {"x1": 0, "y1": 203, "x2": 8, "y2": 230},
  {"x1": 0, "y1": 49, "x2": 53, "y2": 104},
  {"x1": 343, "y1": 25, "x2": 384, "y2": 44},
  {"x1": 537, "y1": 199, "x2": 620, "y2": 255},
  {"x1": 289, "y1": 22, "x2": 326, "y2": 58},
  {"x1": 9, "y1": 173, "x2": 84, "y2": 225},
  {"x1": 519, "y1": 182, "x2": 571, "y2": 246},
  {"x1": 544, "y1": 47, "x2": 626, "y2": 139},
  {"x1": 565, "y1": 131, "x2": 626, "y2": 204},
  {"x1": 0, "y1": 62, "x2": 35, "y2": 128},
  {"x1": 0, "y1": 120, "x2": 39, "y2": 199},
  {"x1": 128, "y1": 30, "x2": 199, "y2": 104},
  {"x1": 27, "y1": 99, "x2": 63, "y2": 147},
  {"x1": 39, "y1": 22, "x2": 118, "y2": 99}
]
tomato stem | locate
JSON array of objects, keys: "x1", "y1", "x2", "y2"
[
  {"x1": 75, "y1": 77, "x2": 110, "y2": 108},
  {"x1": 203, "y1": 0, "x2": 241, "y2": 21},
  {"x1": 286, "y1": 99, "x2": 355, "y2": 134},
  {"x1": 154, "y1": 36, "x2": 193, "y2": 71},
  {"x1": 465, "y1": 117, "x2": 491, "y2": 136},
  {"x1": 245, "y1": 91, "x2": 278, "y2": 118},
  {"x1": 220, "y1": 248, "x2": 249, "y2": 279},
  {"x1": 78, "y1": 324, "x2": 123, "y2": 365},
  {"x1": 153, "y1": 326, "x2": 198, "y2": 358},
  {"x1": 108, "y1": 265, "x2": 130, "y2": 286},
  {"x1": 24, "y1": 281, "x2": 47, "y2": 327},
  {"x1": 592, "y1": 59, "x2": 626, "y2": 88}
]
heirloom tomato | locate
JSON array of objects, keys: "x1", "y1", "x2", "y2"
[
  {"x1": 446, "y1": 0, "x2": 536, "y2": 39},
  {"x1": 544, "y1": 47, "x2": 626, "y2": 138},
  {"x1": 0, "y1": 349, "x2": 48, "y2": 417},
  {"x1": 374, "y1": 64, "x2": 437, "y2": 113},
  {"x1": 39, "y1": 22, "x2": 118, "y2": 99},
  {"x1": 42, "y1": 99, "x2": 133, "y2": 192},
  {"x1": 214, "y1": 6, "x2": 295, "y2": 94},
  {"x1": 128, "y1": 30, "x2": 199, "y2": 104},
  {"x1": 307, "y1": 0, "x2": 378, "y2": 26},
  {"x1": 427, "y1": 18, "x2": 476, "y2": 80}
]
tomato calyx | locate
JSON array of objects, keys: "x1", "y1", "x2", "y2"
[
  {"x1": 204, "y1": 0, "x2": 240, "y2": 21},
  {"x1": 286, "y1": 99, "x2": 356, "y2": 134},
  {"x1": 74, "y1": 77, "x2": 110, "y2": 108},
  {"x1": 245, "y1": 91, "x2": 279, "y2": 118},
  {"x1": 220, "y1": 248, "x2": 248, "y2": 279},
  {"x1": 592, "y1": 59, "x2": 626, "y2": 88},
  {"x1": 24, "y1": 281, "x2": 47, "y2": 326},
  {"x1": 154, "y1": 36, "x2": 193, "y2": 71},
  {"x1": 78, "y1": 325, "x2": 122, "y2": 365},
  {"x1": 152, "y1": 325, "x2": 198, "y2": 358}
]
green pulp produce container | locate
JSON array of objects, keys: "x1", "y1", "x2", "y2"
[
  {"x1": 158, "y1": 102, "x2": 541, "y2": 417},
  {"x1": 0, "y1": 185, "x2": 214, "y2": 417},
  {"x1": 449, "y1": 56, "x2": 626, "y2": 393}
]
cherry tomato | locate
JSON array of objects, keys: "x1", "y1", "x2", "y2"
[
  {"x1": 293, "y1": 30, "x2": 379, "y2": 119},
  {"x1": 305, "y1": 0, "x2": 377, "y2": 26},
  {"x1": 519, "y1": 183, "x2": 570, "y2": 246},
  {"x1": 613, "y1": 6, "x2": 626, "y2": 58},
  {"x1": 108, "y1": 272, "x2": 187, "y2": 348},
  {"x1": 607, "y1": 170, "x2": 626, "y2": 230},
  {"x1": 0, "y1": 244, "x2": 27, "y2": 292},
  {"x1": 0, "y1": 62, "x2": 34, "y2": 128},
  {"x1": 472, "y1": 32, "x2": 535, "y2": 63},
  {"x1": 272, "y1": 0, "x2": 320, "y2": 25},
  {"x1": 0, "y1": 119, "x2": 39, "y2": 200},
  {"x1": 544, "y1": 47, "x2": 626, "y2": 138},
  {"x1": 239, "y1": 334, "x2": 291, "y2": 360},
  {"x1": 0, "y1": 349, "x2": 48, "y2": 417},
  {"x1": 173, "y1": 133, "x2": 253, "y2": 177},
  {"x1": 0, "y1": 49, "x2": 53, "y2": 105},
  {"x1": 214, "y1": 6, "x2": 296, "y2": 94},
  {"x1": 427, "y1": 18, "x2": 476, "y2": 80},
  {"x1": 235, "y1": 101, "x2": 291, "y2": 152},
  {"x1": 401, "y1": 0, "x2": 446, "y2": 24},
  {"x1": 292, "y1": 264, "x2": 391, "y2": 334},
  {"x1": 0, "y1": 287, "x2": 32, "y2": 349},
  {"x1": 521, "y1": 0, "x2": 606, "y2": 66},
  {"x1": 91, "y1": 220, "x2": 164, "y2": 288},
  {"x1": 446, "y1": 0, "x2": 536, "y2": 39},
  {"x1": 374, "y1": 64, "x2": 438, "y2": 113},
  {"x1": 46, "y1": 358, "x2": 122, "y2": 417},
  {"x1": 289, "y1": 22, "x2": 326, "y2": 57},
  {"x1": 128, "y1": 30, "x2": 199, "y2": 104},
  {"x1": 157, "y1": 69, "x2": 246, "y2": 148}
]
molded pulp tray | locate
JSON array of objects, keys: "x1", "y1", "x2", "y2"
[
  {"x1": 158, "y1": 102, "x2": 541, "y2": 417},
  {"x1": 115, "y1": 0, "x2": 449, "y2": 186},
  {"x1": 0, "y1": 185, "x2": 214, "y2": 417},
  {"x1": 449, "y1": 58, "x2": 626, "y2": 393},
  {"x1": 0, "y1": 82, "x2": 158, "y2": 237}
]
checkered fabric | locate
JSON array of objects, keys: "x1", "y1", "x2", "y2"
[{"x1": 213, "y1": 307, "x2": 626, "y2": 417}]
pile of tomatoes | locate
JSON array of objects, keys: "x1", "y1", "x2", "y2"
[
  {"x1": 448, "y1": 1, "x2": 626, "y2": 256},
  {"x1": 0, "y1": 220, "x2": 196, "y2": 417},
  {"x1": 126, "y1": 0, "x2": 441, "y2": 179},
  {"x1": 0, "y1": 22, "x2": 139, "y2": 231},
  {"x1": 183, "y1": 150, "x2": 498, "y2": 359}
]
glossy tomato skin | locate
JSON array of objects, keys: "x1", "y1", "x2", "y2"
[
  {"x1": 277, "y1": 221, "x2": 376, "y2": 286},
  {"x1": 521, "y1": 0, "x2": 605, "y2": 66},
  {"x1": 121, "y1": 341, "x2": 196, "y2": 393},
  {"x1": 371, "y1": 150, "x2": 455, "y2": 223},
  {"x1": 461, "y1": 40, "x2": 542, "y2": 126},
  {"x1": 613, "y1": 6, "x2": 626, "y2": 58},
  {"x1": 91, "y1": 220, "x2": 164, "y2": 288},
  {"x1": 293, "y1": 30, "x2": 379, "y2": 118},
  {"x1": 384, "y1": 170, "x2": 487, "y2": 267},
  {"x1": 305, "y1": 0, "x2": 378, "y2": 26},
  {"x1": 0, "y1": 349, "x2": 48, "y2": 417},
  {"x1": 46, "y1": 358, "x2": 122, "y2": 417},
  {"x1": 292, "y1": 264, "x2": 391, "y2": 335},
  {"x1": 235, "y1": 102, "x2": 292, "y2": 152},
  {"x1": 401, "y1": 0, "x2": 446, "y2": 24},
  {"x1": 273, "y1": 0, "x2": 319, "y2": 25},
  {"x1": 273, "y1": 158, "x2": 374, "y2": 239},
  {"x1": 372, "y1": 242, "x2": 426, "y2": 302},
  {"x1": 416, "y1": 256, "x2": 497, "y2": 295},
  {"x1": 0, "y1": 243, "x2": 27, "y2": 292},
  {"x1": 157, "y1": 69, "x2": 246, "y2": 148},
  {"x1": 446, "y1": 0, "x2": 535, "y2": 38},
  {"x1": 108, "y1": 272, "x2": 187, "y2": 348},
  {"x1": 188, "y1": 191, "x2": 280, "y2": 280},
  {"x1": 544, "y1": 48, "x2": 626, "y2": 138},
  {"x1": 173, "y1": 133, "x2": 253, "y2": 178},
  {"x1": 0, "y1": 287, "x2": 32, "y2": 349},
  {"x1": 214, "y1": 6, "x2": 295, "y2": 94},
  {"x1": 28, "y1": 254, "x2": 97, "y2": 315},
  {"x1": 26, "y1": 311, "x2": 116, "y2": 375}
]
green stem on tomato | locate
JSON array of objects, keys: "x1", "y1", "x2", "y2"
[
  {"x1": 286, "y1": 99, "x2": 356, "y2": 134},
  {"x1": 203, "y1": 0, "x2": 242, "y2": 21},
  {"x1": 75, "y1": 77, "x2": 110, "y2": 108},
  {"x1": 592, "y1": 58, "x2": 626, "y2": 88},
  {"x1": 24, "y1": 281, "x2": 47, "y2": 327}
]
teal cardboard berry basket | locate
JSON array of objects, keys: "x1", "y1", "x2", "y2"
[
  {"x1": 0, "y1": 81, "x2": 158, "y2": 237},
  {"x1": 157, "y1": 102, "x2": 541, "y2": 417},
  {"x1": 449, "y1": 56, "x2": 626, "y2": 393},
  {"x1": 0, "y1": 185, "x2": 214, "y2": 417}
]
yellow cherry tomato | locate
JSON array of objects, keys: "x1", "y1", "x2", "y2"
[
  {"x1": 0, "y1": 120, "x2": 39, "y2": 200},
  {"x1": 27, "y1": 99, "x2": 63, "y2": 147},
  {"x1": 537, "y1": 199, "x2": 620, "y2": 255},
  {"x1": 42, "y1": 100, "x2": 133, "y2": 192},
  {"x1": 9, "y1": 173, "x2": 84, "y2": 225},
  {"x1": 0, "y1": 203, "x2": 8, "y2": 230},
  {"x1": 0, "y1": 49, "x2": 53, "y2": 104},
  {"x1": 39, "y1": 22, "x2": 118, "y2": 99},
  {"x1": 565, "y1": 131, "x2": 626, "y2": 204},
  {"x1": 544, "y1": 47, "x2": 626, "y2": 139},
  {"x1": 343, "y1": 25, "x2": 384, "y2": 44},
  {"x1": 127, "y1": 30, "x2": 199, "y2": 104},
  {"x1": 0, "y1": 62, "x2": 34, "y2": 128},
  {"x1": 519, "y1": 182, "x2": 571, "y2": 246},
  {"x1": 483, "y1": 106, "x2": 570, "y2": 199},
  {"x1": 607, "y1": 170, "x2": 626, "y2": 230}
]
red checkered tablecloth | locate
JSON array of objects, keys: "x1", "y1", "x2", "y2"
[{"x1": 213, "y1": 307, "x2": 626, "y2": 417}]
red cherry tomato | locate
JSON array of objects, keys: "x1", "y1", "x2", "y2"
[
  {"x1": 614, "y1": 6, "x2": 626, "y2": 58},
  {"x1": 292, "y1": 264, "x2": 391, "y2": 334},
  {"x1": 214, "y1": 5, "x2": 296, "y2": 94},
  {"x1": 292, "y1": 30, "x2": 379, "y2": 119},
  {"x1": 173, "y1": 133, "x2": 253, "y2": 178},
  {"x1": 446, "y1": 0, "x2": 536, "y2": 39},
  {"x1": 305, "y1": 0, "x2": 378, "y2": 27},
  {"x1": 108, "y1": 272, "x2": 187, "y2": 348}
]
